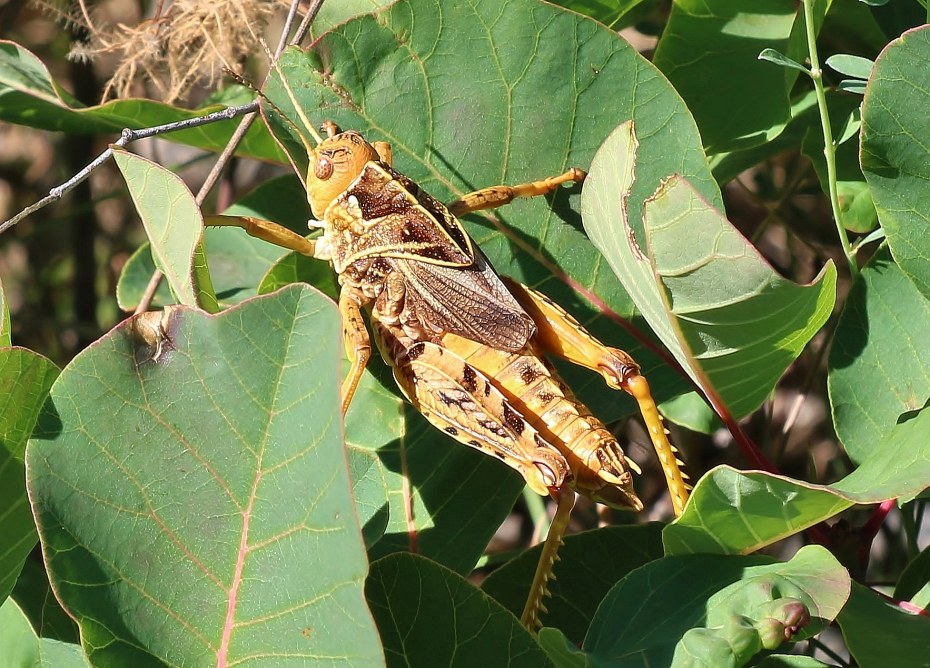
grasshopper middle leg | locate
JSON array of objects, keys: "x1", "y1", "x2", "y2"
[{"x1": 447, "y1": 168, "x2": 586, "y2": 216}]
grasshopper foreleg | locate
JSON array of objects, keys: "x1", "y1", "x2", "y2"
[
  {"x1": 503, "y1": 279, "x2": 690, "y2": 517},
  {"x1": 447, "y1": 168, "x2": 586, "y2": 216},
  {"x1": 204, "y1": 215, "x2": 317, "y2": 256}
]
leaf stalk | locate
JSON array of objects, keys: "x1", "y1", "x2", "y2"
[{"x1": 801, "y1": 0, "x2": 859, "y2": 280}]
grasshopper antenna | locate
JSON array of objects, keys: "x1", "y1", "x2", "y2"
[{"x1": 223, "y1": 67, "x2": 323, "y2": 154}]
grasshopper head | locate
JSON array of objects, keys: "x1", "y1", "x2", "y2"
[{"x1": 307, "y1": 131, "x2": 380, "y2": 219}]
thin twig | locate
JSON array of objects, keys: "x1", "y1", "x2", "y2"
[
  {"x1": 293, "y1": 0, "x2": 326, "y2": 44},
  {"x1": 0, "y1": 103, "x2": 257, "y2": 235}
]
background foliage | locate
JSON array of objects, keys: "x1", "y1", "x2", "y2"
[{"x1": 1, "y1": 0, "x2": 929, "y2": 666}]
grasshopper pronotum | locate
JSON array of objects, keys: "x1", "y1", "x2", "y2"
[{"x1": 210, "y1": 74, "x2": 690, "y2": 629}]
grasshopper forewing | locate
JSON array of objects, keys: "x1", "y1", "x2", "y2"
[{"x1": 207, "y1": 77, "x2": 690, "y2": 629}]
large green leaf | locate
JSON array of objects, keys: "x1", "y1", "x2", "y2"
[
  {"x1": 585, "y1": 546, "x2": 848, "y2": 667},
  {"x1": 653, "y1": 0, "x2": 817, "y2": 154},
  {"x1": 365, "y1": 553, "x2": 552, "y2": 668},
  {"x1": 263, "y1": 0, "x2": 722, "y2": 424},
  {"x1": 0, "y1": 40, "x2": 281, "y2": 162},
  {"x1": 583, "y1": 122, "x2": 836, "y2": 420},
  {"x1": 838, "y1": 582, "x2": 930, "y2": 667},
  {"x1": 0, "y1": 598, "x2": 89, "y2": 668},
  {"x1": 664, "y1": 404, "x2": 930, "y2": 554},
  {"x1": 113, "y1": 149, "x2": 218, "y2": 312},
  {"x1": 0, "y1": 348, "x2": 58, "y2": 603},
  {"x1": 828, "y1": 246, "x2": 930, "y2": 463},
  {"x1": 481, "y1": 524, "x2": 664, "y2": 644},
  {"x1": 861, "y1": 25, "x2": 930, "y2": 299},
  {"x1": 26, "y1": 286, "x2": 383, "y2": 667}
]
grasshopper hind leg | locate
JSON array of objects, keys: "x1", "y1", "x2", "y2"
[
  {"x1": 504, "y1": 279, "x2": 690, "y2": 517},
  {"x1": 520, "y1": 488, "x2": 575, "y2": 629}
]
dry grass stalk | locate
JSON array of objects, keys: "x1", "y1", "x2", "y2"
[{"x1": 38, "y1": 0, "x2": 287, "y2": 104}]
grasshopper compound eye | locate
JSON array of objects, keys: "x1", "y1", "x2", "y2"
[{"x1": 314, "y1": 155, "x2": 334, "y2": 180}]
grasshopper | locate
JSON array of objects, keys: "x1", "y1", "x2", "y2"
[{"x1": 210, "y1": 83, "x2": 689, "y2": 628}]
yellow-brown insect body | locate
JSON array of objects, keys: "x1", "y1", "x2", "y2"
[
  {"x1": 303, "y1": 129, "x2": 642, "y2": 511},
  {"x1": 380, "y1": 323, "x2": 642, "y2": 510}
]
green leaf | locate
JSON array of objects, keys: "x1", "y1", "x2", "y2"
[
  {"x1": 896, "y1": 542, "x2": 930, "y2": 604},
  {"x1": 0, "y1": 40, "x2": 282, "y2": 162},
  {"x1": 365, "y1": 553, "x2": 551, "y2": 668},
  {"x1": 837, "y1": 79, "x2": 868, "y2": 94},
  {"x1": 258, "y1": 251, "x2": 339, "y2": 301},
  {"x1": 115, "y1": 244, "x2": 175, "y2": 311},
  {"x1": 585, "y1": 546, "x2": 848, "y2": 667},
  {"x1": 828, "y1": 247, "x2": 930, "y2": 463},
  {"x1": 360, "y1": 397, "x2": 526, "y2": 574},
  {"x1": 653, "y1": 0, "x2": 814, "y2": 153},
  {"x1": 0, "y1": 598, "x2": 89, "y2": 667},
  {"x1": 0, "y1": 348, "x2": 58, "y2": 603},
  {"x1": 664, "y1": 412, "x2": 930, "y2": 554},
  {"x1": 838, "y1": 582, "x2": 930, "y2": 668},
  {"x1": 861, "y1": 25, "x2": 930, "y2": 299},
  {"x1": 310, "y1": 1, "x2": 394, "y2": 38},
  {"x1": 826, "y1": 53, "x2": 875, "y2": 79},
  {"x1": 536, "y1": 627, "x2": 590, "y2": 668},
  {"x1": 659, "y1": 391, "x2": 721, "y2": 434},
  {"x1": 26, "y1": 286, "x2": 383, "y2": 667},
  {"x1": 481, "y1": 524, "x2": 664, "y2": 644},
  {"x1": 583, "y1": 122, "x2": 836, "y2": 420},
  {"x1": 711, "y1": 89, "x2": 859, "y2": 186},
  {"x1": 262, "y1": 0, "x2": 722, "y2": 424},
  {"x1": 758, "y1": 48, "x2": 810, "y2": 74},
  {"x1": 113, "y1": 148, "x2": 218, "y2": 312},
  {"x1": 0, "y1": 276, "x2": 9, "y2": 346}
]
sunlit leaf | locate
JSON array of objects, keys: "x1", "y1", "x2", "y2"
[{"x1": 113, "y1": 149, "x2": 218, "y2": 312}]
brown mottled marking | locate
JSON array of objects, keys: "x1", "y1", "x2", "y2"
[
  {"x1": 503, "y1": 403, "x2": 525, "y2": 435},
  {"x1": 461, "y1": 365, "x2": 478, "y2": 393},
  {"x1": 445, "y1": 426, "x2": 458, "y2": 436},
  {"x1": 519, "y1": 363, "x2": 539, "y2": 385}
]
